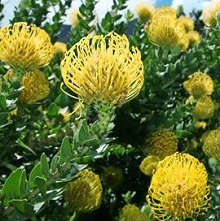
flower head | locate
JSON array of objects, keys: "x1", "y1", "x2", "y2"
[
  {"x1": 147, "y1": 153, "x2": 211, "y2": 220},
  {"x1": 139, "y1": 155, "x2": 160, "y2": 176},
  {"x1": 118, "y1": 204, "x2": 150, "y2": 221},
  {"x1": 177, "y1": 16, "x2": 194, "y2": 32},
  {"x1": 64, "y1": 169, "x2": 103, "y2": 213},
  {"x1": 192, "y1": 96, "x2": 215, "y2": 120},
  {"x1": 202, "y1": 129, "x2": 220, "y2": 161},
  {"x1": 187, "y1": 31, "x2": 201, "y2": 46},
  {"x1": 145, "y1": 129, "x2": 178, "y2": 160},
  {"x1": 53, "y1": 41, "x2": 67, "y2": 57},
  {"x1": 183, "y1": 72, "x2": 214, "y2": 99},
  {"x1": 202, "y1": 0, "x2": 220, "y2": 26},
  {"x1": 0, "y1": 22, "x2": 53, "y2": 71},
  {"x1": 60, "y1": 33, "x2": 144, "y2": 106},
  {"x1": 135, "y1": 2, "x2": 155, "y2": 21},
  {"x1": 152, "y1": 6, "x2": 177, "y2": 19},
  {"x1": 19, "y1": 69, "x2": 50, "y2": 104},
  {"x1": 146, "y1": 7, "x2": 186, "y2": 49}
]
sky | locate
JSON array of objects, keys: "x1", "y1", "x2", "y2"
[{"x1": 1, "y1": 0, "x2": 211, "y2": 26}]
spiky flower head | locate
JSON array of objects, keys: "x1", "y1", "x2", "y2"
[
  {"x1": 183, "y1": 72, "x2": 214, "y2": 99},
  {"x1": 139, "y1": 155, "x2": 160, "y2": 176},
  {"x1": 135, "y1": 2, "x2": 155, "y2": 21},
  {"x1": 152, "y1": 6, "x2": 177, "y2": 19},
  {"x1": 146, "y1": 7, "x2": 186, "y2": 49},
  {"x1": 0, "y1": 22, "x2": 53, "y2": 71},
  {"x1": 187, "y1": 31, "x2": 201, "y2": 46},
  {"x1": 64, "y1": 169, "x2": 103, "y2": 213},
  {"x1": 202, "y1": 0, "x2": 220, "y2": 26},
  {"x1": 145, "y1": 129, "x2": 178, "y2": 160},
  {"x1": 147, "y1": 153, "x2": 211, "y2": 221},
  {"x1": 177, "y1": 16, "x2": 194, "y2": 32},
  {"x1": 60, "y1": 33, "x2": 144, "y2": 106},
  {"x1": 118, "y1": 204, "x2": 150, "y2": 221},
  {"x1": 53, "y1": 41, "x2": 67, "y2": 57},
  {"x1": 202, "y1": 129, "x2": 220, "y2": 161},
  {"x1": 192, "y1": 96, "x2": 215, "y2": 120},
  {"x1": 19, "y1": 69, "x2": 50, "y2": 104}
]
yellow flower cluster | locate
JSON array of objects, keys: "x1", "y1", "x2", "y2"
[
  {"x1": 147, "y1": 153, "x2": 211, "y2": 220},
  {"x1": 135, "y1": 2, "x2": 155, "y2": 21},
  {"x1": 118, "y1": 204, "x2": 150, "y2": 221},
  {"x1": 53, "y1": 41, "x2": 67, "y2": 57},
  {"x1": 202, "y1": 0, "x2": 220, "y2": 26},
  {"x1": 139, "y1": 155, "x2": 160, "y2": 176},
  {"x1": 64, "y1": 169, "x2": 103, "y2": 213},
  {"x1": 192, "y1": 96, "x2": 215, "y2": 120},
  {"x1": 0, "y1": 22, "x2": 53, "y2": 71},
  {"x1": 19, "y1": 69, "x2": 50, "y2": 104},
  {"x1": 183, "y1": 72, "x2": 214, "y2": 98},
  {"x1": 145, "y1": 128, "x2": 178, "y2": 160},
  {"x1": 146, "y1": 6, "x2": 200, "y2": 50},
  {"x1": 183, "y1": 72, "x2": 215, "y2": 120},
  {"x1": 60, "y1": 33, "x2": 144, "y2": 106},
  {"x1": 202, "y1": 129, "x2": 220, "y2": 161}
]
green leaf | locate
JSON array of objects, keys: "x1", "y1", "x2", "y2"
[
  {"x1": 60, "y1": 136, "x2": 72, "y2": 162},
  {"x1": 40, "y1": 153, "x2": 50, "y2": 178},
  {"x1": 34, "y1": 177, "x2": 47, "y2": 197},
  {"x1": 83, "y1": 137, "x2": 100, "y2": 147},
  {"x1": 17, "y1": 139, "x2": 36, "y2": 155},
  {"x1": 48, "y1": 102, "x2": 59, "y2": 116},
  {"x1": 10, "y1": 199, "x2": 35, "y2": 217},
  {"x1": 74, "y1": 119, "x2": 90, "y2": 145},
  {"x1": 20, "y1": 170, "x2": 27, "y2": 198},
  {"x1": 29, "y1": 163, "x2": 42, "y2": 187},
  {"x1": 0, "y1": 112, "x2": 9, "y2": 125},
  {"x1": 50, "y1": 153, "x2": 60, "y2": 173},
  {"x1": 2, "y1": 168, "x2": 27, "y2": 206},
  {"x1": 0, "y1": 94, "x2": 7, "y2": 109}
]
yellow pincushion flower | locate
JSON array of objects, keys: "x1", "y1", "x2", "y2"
[
  {"x1": 152, "y1": 6, "x2": 177, "y2": 19},
  {"x1": 64, "y1": 169, "x2": 103, "y2": 213},
  {"x1": 19, "y1": 69, "x2": 50, "y2": 104},
  {"x1": 0, "y1": 22, "x2": 53, "y2": 71},
  {"x1": 183, "y1": 72, "x2": 214, "y2": 99},
  {"x1": 145, "y1": 129, "x2": 178, "y2": 160},
  {"x1": 147, "y1": 153, "x2": 211, "y2": 221},
  {"x1": 146, "y1": 12, "x2": 186, "y2": 49},
  {"x1": 53, "y1": 41, "x2": 67, "y2": 57},
  {"x1": 118, "y1": 204, "x2": 150, "y2": 221},
  {"x1": 187, "y1": 31, "x2": 201, "y2": 46},
  {"x1": 139, "y1": 155, "x2": 160, "y2": 176},
  {"x1": 202, "y1": 129, "x2": 220, "y2": 161},
  {"x1": 177, "y1": 16, "x2": 194, "y2": 32},
  {"x1": 60, "y1": 33, "x2": 144, "y2": 106},
  {"x1": 202, "y1": 0, "x2": 220, "y2": 26},
  {"x1": 135, "y1": 2, "x2": 155, "y2": 21},
  {"x1": 192, "y1": 96, "x2": 215, "y2": 120}
]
